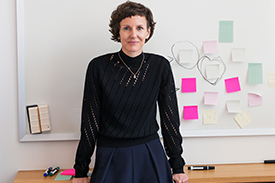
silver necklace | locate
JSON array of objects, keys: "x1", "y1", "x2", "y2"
[{"x1": 118, "y1": 52, "x2": 145, "y2": 79}]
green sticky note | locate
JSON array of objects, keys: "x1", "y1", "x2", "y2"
[
  {"x1": 248, "y1": 63, "x2": 263, "y2": 84},
  {"x1": 219, "y1": 21, "x2": 234, "y2": 42},
  {"x1": 54, "y1": 172, "x2": 72, "y2": 181}
]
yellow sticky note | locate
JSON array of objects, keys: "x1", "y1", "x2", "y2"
[
  {"x1": 268, "y1": 73, "x2": 275, "y2": 87},
  {"x1": 234, "y1": 110, "x2": 252, "y2": 128},
  {"x1": 203, "y1": 110, "x2": 217, "y2": 125}
]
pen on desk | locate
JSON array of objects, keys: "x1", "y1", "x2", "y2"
[
  {"x1": 49, "y1": 167, "x2": 60, "y2": 176},
  {"x1": 43, "y1": 167, "x2": 52, "y2": 177},
  {"x1": 264, "y1": 160, "x2": 275, "y2": 164},
  {"x1": 188, "y1": 166, "x2": 215, "y2": 170}
]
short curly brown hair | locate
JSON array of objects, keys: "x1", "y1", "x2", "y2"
[{"x1": 109, "y1": 1, "x2": 156, "y2": 43}]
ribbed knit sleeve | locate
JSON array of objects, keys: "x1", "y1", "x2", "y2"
[
  {"x1": 158, "y1": 61, "x2": 185, "y2": 174},
  {"x1": 74, "y1": 60, "x2": 101, "y2": 178}
]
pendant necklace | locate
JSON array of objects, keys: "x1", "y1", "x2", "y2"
[{"x1": 118, "y1": 52, "x2": 145, "y2": 79}]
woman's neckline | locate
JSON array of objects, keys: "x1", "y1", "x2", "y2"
[
  {"x1": 118, "y1": 49, "x2": 144, "y2": 67},
  {"x1": 119, "y1": 49, "x2": 143, "y2": 59}
]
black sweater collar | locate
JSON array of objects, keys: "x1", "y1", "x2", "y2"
[{"x1": 118, "y1": 50, "x2": 144, "y2": 68}]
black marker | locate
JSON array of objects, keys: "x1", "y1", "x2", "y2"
[
  {"x1": 188, "y1": 166, "x2": 215, "y2": 170},
  {"x1": 49, "y1": 167, "x2": 60, "y2": 176},
  {"x1": 264, "y1": 160, "x2": 275, "y2": 164}
]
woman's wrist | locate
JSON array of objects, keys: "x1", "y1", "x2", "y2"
[{"x1": 172, "y1": 167, "x2": 184, "y2": 174}]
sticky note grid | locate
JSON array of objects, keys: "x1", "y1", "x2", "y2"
[
  {"x1": 182, "y1": 78, "x2": 196, "y2": 93},
  {"x1": 203, "y1": 41, "x2": 218, "y2": 54},
  {"x1": 234, "y1": 110, "x2": 252, "y2": 128},
  {"x1": 248, "y1": 63, "x2": 263, "y2": 84},
  {"x1": 203, "y1": 110, "x2": 217, "y2": 124},
  {"x1": 54, "y1": 173, "x2": 72, "y2": 181},
  {"x1": 248, "y1": 93, "x2": 262, "y2": 107},
  {"x1": 219, "y1": 21, "x2": 234, "y2": 42},
  {"x1": 183, "y1": 106, "x2": 198, "y2": 120},
  {"x1": 204, "y1": 92, "x2": 218, "y2": 105},
  {"x1": 268, "y1": 73, "x2": 275, "y2": 87},
  {"x1": 225, "y1": 77, "x2": 241, "y2": 93}
]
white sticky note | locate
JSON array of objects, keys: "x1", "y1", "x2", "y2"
[
  {"x1": 234, "y1": 110, "x2": 252, "y2": 128},
  {"x1": 203, "y1": 110, "x2": 217, "y2": 124},
  {"x1": 248, "y1": 93, "x2": 262, "y2": 107},
  {"x1": 226, "y1": 100, "x2": 241, "y2": 113},
  {"x1": 178, "y1": 49, "x2": 193, "y2": 63},
  {"x1": 204, "y1": 92, "x2": 218, "y2": 105},
  {"x1": 268, "y1": 73, "x2": 275, "y2": 87},
  {"x1": 232, "y1": 48, "x2": 245, "y2": 62},
  {"x1": 205, "y1": 64, "x2": 220, "y2": 79}
]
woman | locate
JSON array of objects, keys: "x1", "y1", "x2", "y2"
[{"x1": 73, "y1": 1, "x2": 188, "y2": 183}]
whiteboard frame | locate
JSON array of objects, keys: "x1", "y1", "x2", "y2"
[
  {"x1": 16, "y1": 0, "x2": 275, "y2": 142},
  {"x1": 181, "y1": 129, "x2": 275, "y2": 138},
  {"x1": 16, "y1": 0, "x2": 80, "y2": 142}
]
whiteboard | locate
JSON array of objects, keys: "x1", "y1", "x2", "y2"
[{"x1": 17, "y1": 0, "x2": 275, "y2": 141}]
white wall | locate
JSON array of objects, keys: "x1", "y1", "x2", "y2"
[
  {"x1": 0, "y1": 1, "x2": 80, "y2": 182},
  {"x1": 1, "y1": 1, "x2": 275, "y2": 183}
]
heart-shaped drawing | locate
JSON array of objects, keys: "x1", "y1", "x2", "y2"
[{"x1": 197, "y1": 55, "x2": 226, "y2": 86}]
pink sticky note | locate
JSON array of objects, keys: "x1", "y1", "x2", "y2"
[
  {"x1": 225, "y1": 77, "x2": 241, "y2": 93},
  {"x1": 61, "y1": 169, "x2": 75, "y2": 176},
  {"x1": 204, "y1": 92, "x2": 218, "y2": 105},
  {"x1": 248, "y1": 93, "x2": 262, "y2": 107},
  {"x1": 182, "y1": 78, "x2": 196, "y2": 93},
  {"x1": 183, "y1": 106, "x2": 198, "y2": 120},
  {"x1": 203, "y1": 41, "x2": 219, "y2": 54}
]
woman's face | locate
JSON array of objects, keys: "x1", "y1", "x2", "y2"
[{"x1": 118, "y1": 15, "x2": 151, "y2": 57}]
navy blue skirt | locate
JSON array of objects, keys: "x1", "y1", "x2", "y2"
[{"x1": 90, "y1": 138, "x2": 173, "y2": 183}]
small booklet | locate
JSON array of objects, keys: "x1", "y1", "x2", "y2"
[{"x1": 26, "y1": 104, "x2": 51, "y2": 134}]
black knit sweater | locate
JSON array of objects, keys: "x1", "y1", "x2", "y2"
[{"x1": 74, "y1": 50, "x2": 185, "y2": 178}]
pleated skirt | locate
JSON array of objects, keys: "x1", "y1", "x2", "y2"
[{"x1": 90, "y1": 138, "x2": 173, "y2": 183}]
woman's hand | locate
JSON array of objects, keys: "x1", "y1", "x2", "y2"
[
  {"x1": 72, "y1": 177, "x2": 90, "y2": 183},
  {"x1": 173, "y1": 173, "x2": 189, "y2": 183}
]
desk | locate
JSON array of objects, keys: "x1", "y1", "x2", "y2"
[
  {"x1": 13, "y1": 169, "x2": 69, "y2": 183},
  {"x1": 184, "y1": 163, "x2": 275, "y2": 182},
  {"x1": 13, "y1": 163, "x2": 275, "y2": 183}
]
